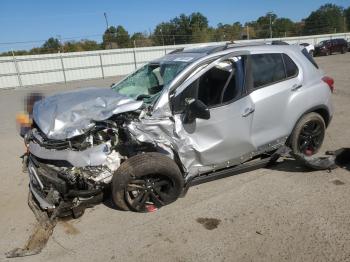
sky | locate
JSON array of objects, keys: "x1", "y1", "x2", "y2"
[{"x1": 0, "y1": 0, "x2": 349, "y2": 52}]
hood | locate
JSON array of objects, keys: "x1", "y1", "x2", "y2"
[{"x1": 33, "y1": 87, "x2": 143, "y2": 140}]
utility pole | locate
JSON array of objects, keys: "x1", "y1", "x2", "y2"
[
  {"x1": 57, "y1": 34, "x2": 63, "y2": 53},
  {"x1": 268, "y1": 12, "x2": 273, "y2": 39},
  {"x1": 160, "y1": 28, "x2": 165, "y2": 46},
  {"x1": 159, "y1": 28, "x2": 166, "y2": 54},
  {"x1": 246, "y1": 25, "x2": 250, "y2": 40},
  {"x1": 104, "y1": 12, "x2": 112, "y2": 49}
]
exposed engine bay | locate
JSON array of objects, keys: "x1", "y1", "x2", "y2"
[{"x1": 25, "y1": 109, "x2": 159, "y2": 218}]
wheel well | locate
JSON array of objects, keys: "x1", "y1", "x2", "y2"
[
  {"x1": 313, "y1": 108, "x2": 330, "y2": 127},
  {"x1": 287, "y1": 106, "x2": 330, "y2": 146}
]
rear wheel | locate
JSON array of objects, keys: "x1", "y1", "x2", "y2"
[
  {"x1": 341, "y1": 46, "x2": 347, "y2": 54},
  {"x1": 112, "y1": 152, "x2": 184, "y2": 212},
  {"x1": 290, "y1": 112, "x2": 326, "y2": 156},
  {"x1": 309, "y1": 50, "x2": 314, "y2": 57}
]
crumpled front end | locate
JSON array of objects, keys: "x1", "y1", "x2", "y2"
[
  {"x1": 25, "y1": 87, "x2": 148, "y2": 217},
  {"x1": 26, "y1": 122, "x2": 123, "y2": 217}
]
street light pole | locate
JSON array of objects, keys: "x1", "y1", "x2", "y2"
[
  {"x1": 104, "y1": 12, "x2": 109, "y2": 30},
  {"x1": 104, "y1": 12, "x2": 112, "y2": 49}
]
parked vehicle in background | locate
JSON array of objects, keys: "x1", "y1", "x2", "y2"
[
  {"x1": 314, "y1": 38, "x2": 348, "y2": 56},
  {"x1": 300, "y1": 43, "x2": 315, "y2": 56},
  {"x1": 347, "y1": 39, "x2": 350, "y2": 51}
]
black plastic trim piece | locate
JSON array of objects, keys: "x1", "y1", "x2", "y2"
[{"x1": 187, "y1": 157, "x2": 271, "y2": 187}]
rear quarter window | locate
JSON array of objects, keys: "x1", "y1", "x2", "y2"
[
  {"x1": 251, "y1": 53, "x2": 285, "y2": 88},
  {"x1": 282, "y1": 54, "x2": 298, "y2": 78},
  {"x1": 301, "y1": 48, "x2": 319, "y2": 69}
]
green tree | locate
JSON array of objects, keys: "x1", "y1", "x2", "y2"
[
  {"x1": 102, "y1": 26, "x2": 118, "y2": 49},
  {"x1": 153, "y1": 12, "x2": 210, "y2": 45},
  {"x1": 153, "y1": 22, "x2": 176, "y2": 45},
  {"x1": 213, "y1": 22, "x2": 242, "y2": 41},
  {"x1": 131, "y1": 32, "x2": 153, "y2": 47},
  {"x1": 42, "y1": 37, "x2": 61, "y2": 53},
  {"x1": 273, "y1": 18, "x2": 295, "y2": 37},
  {"x1": 345, "y1": 6, "x2": 350, "y2": 31},
  {"x1": 102, "y1": 25, "x2": 130, "y2": 48},
  {"x1": 190, "y1": 12, "x2": 210, "y2": 43},
  {"x1": 80, "y1": 40, "x2": 102, "y2": 51},
  {"x1": 256, "y1": 13, "x2": 277, "y2": 38},
  {"x1": 246, "y1": 13, "x2": 277, "y2": 39},
  {"x1": 303, "y1": 4, "x2": 344, "y2": 34},
  {"x1": 115, "y1": 25, "x2": 131, "y2": 48}
]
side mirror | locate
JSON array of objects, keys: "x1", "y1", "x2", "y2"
[{"x1": 183, "y1": 98, "x2": 210, "y2": 124}]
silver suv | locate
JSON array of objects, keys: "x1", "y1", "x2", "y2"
[{"x1": 25, "y1": 43, "x2": 334, "y2": 216}]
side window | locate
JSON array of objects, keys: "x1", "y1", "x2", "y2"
[
  {"x1": 251, "y1": 53, "x2": 286, "y2": 88},
  {"x1": 172, "y1": 57, "x2": 244, "y2": 112},
  {"x1": 282, "y1": 54, "x2": 298, "y2": 78}
]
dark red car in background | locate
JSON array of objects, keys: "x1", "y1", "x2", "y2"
[{"x1": 314, "y1": 38, "x2": 348, "y2": 56}]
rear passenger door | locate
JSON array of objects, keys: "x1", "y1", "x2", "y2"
[{"x1": 247, "y1": 53, "x2": 302, "y2": 149}]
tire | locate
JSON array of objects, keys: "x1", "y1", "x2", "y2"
[
  {"x1": 111, "y1": 152, "x2": 184, "y2": 212},
  {"x1": 341, "y1": 46, "x2": 347, "y2": 54},
  {"x1": 290, "y1": 112, "x2": 326, "y2": 156},
  {"x1": 309, "y1": 50, "x2": 314, "y2": 57}
]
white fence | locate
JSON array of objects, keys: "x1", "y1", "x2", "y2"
[{"x1": 0, "y1": 32, "x2": 349, "y2": 89}]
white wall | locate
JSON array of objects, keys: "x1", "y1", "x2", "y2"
[{"x1": 0, "y1": 32, "x2": 349, "y2": 89}]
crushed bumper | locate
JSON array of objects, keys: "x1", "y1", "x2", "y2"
[{"x1": 27, "y1": 156, "x2": 104, "y2": 218}]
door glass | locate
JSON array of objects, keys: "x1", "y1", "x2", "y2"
[{"x1": 173, "y1": 57, "x2": 243, "y2": 112}]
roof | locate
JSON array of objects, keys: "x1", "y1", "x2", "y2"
[{"x1": 151, "y1": 42, "x2": 301, "y2": 65}]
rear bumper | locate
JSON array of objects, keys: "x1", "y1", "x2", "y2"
[{"x1": 314, "y1": 48, "x2": 328, "y2": 55}]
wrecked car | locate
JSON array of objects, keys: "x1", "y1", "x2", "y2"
[{"x1": 23, "y1": 43, "x2": 334, "y2": 216}]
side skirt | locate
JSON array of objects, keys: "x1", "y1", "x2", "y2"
[{"x1": 179, "y1": 157, "x2": 272, "y2": 197}]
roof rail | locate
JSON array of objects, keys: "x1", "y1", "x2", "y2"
[
  {"x1": 168, "y1": 48, "x2": 184, "y2": 54},
  {"x1": 225, "y1": 41, "x2": 267, "y2": 49}
]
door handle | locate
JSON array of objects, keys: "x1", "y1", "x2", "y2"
[
  {"x1": 291, "y1": 84, "x2": 302, "y2": 91},
  {"x1": 242, "y1": 107, "x2": 255, "y2": 117}
]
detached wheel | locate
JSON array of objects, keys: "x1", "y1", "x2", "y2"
[
  {"x1": 112, "y1": 152, "x2": 184, "y2": 212},
  {"x1": 290, "y1": 112, "x2": 326, "y2": 156}
]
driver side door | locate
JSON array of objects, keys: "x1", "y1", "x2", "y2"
[{"x1": 171, "y1": 55, "x2": 256, "y2": 175}]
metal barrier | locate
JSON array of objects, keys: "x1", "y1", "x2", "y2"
[{"x1": 0, "y1": 32, "x2": 349, "y2": 89}]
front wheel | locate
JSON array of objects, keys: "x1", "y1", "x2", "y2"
[
  {"x1": 290, "y1": 112, "x2": 326, "y2": 156},
  {"x1": 112, "y1": 152, "x2": 184, "y2": 212}
]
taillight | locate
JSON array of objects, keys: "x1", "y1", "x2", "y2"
[{"x1": 322, "y1": 76, "x2": 334, "y2": 93}]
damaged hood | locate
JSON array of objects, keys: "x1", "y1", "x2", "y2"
[{"x1": 33, "y1": 87, "x2": 143, "y2": 140}]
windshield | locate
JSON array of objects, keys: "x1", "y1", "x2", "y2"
[
  {"x1": 318, "y1": 40, "x2": 329, "y2": 46},
  {"x1": 112, "y1": 61, "x2": 189, "y2": 104}
]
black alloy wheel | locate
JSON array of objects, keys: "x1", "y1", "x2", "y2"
[
  {"x1": 112, "y1": 152, "x2": 184, "y2": 212},
  {"x1": 297, "y1": 120, "x2": 325, "y2": 156},
  {"x1": 125, "y1": 175, "x2": 177, "y2": 212}
]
